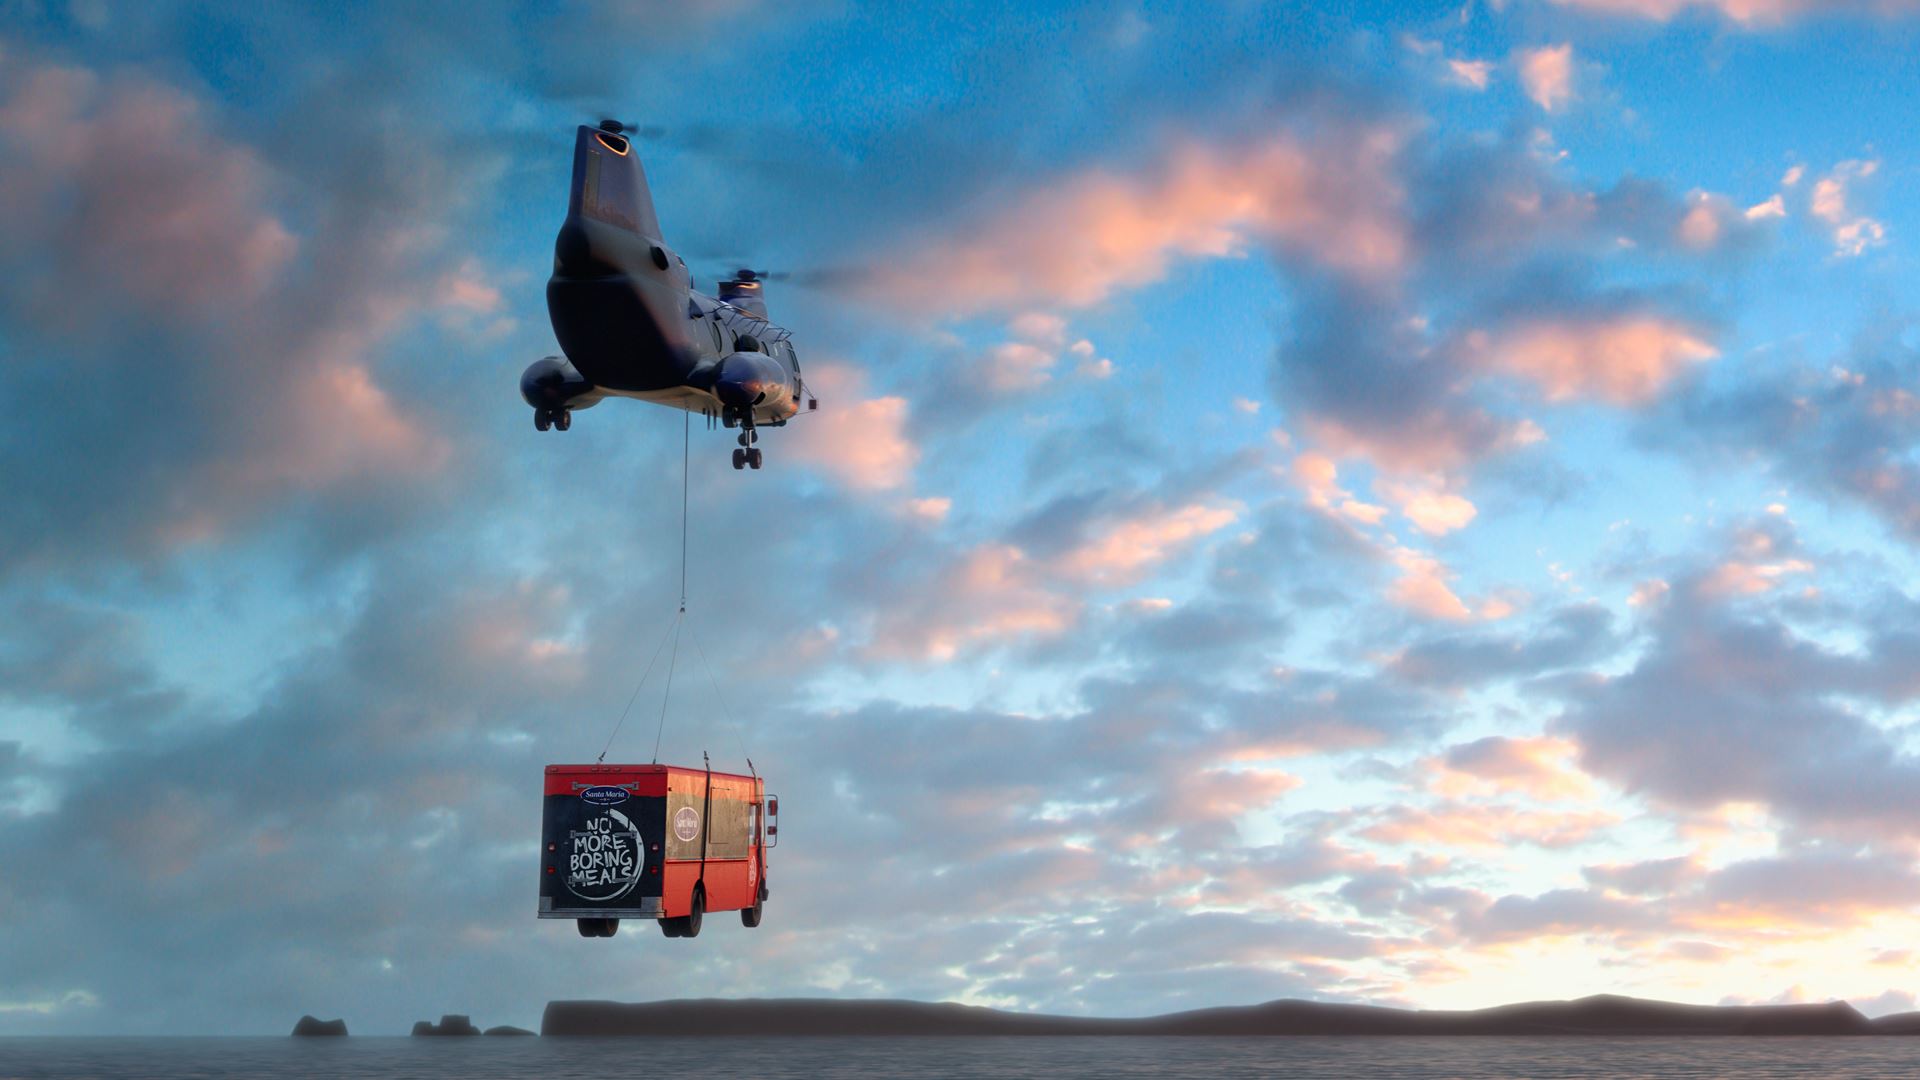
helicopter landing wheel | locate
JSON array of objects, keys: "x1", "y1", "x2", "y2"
[
  {"x1": 554, "y1": 409, "x2": 571, "y2": 431},
  {"x1": 747, "y1": 448, "x2": 762, "y2": 470},
  {"x1": 732, "y1": 448, "x2": 747, "y2": 470},
  {"x1": 534, "y1": 409, "x2": 551, "y2": 432}
]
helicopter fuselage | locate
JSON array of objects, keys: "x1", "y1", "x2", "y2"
[{"x1": 521, "y1": 125, "x2": 806, "y2": 460}]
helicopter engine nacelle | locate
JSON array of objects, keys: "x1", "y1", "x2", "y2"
[
  {"x1": 520, "y1": 355, "x2": 594, "y2": 410},
  {"x1": 711, "y1": 350, "x2": 790, "y2": 411}
]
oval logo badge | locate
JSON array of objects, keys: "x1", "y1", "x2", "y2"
[
  {"x1": 673, "y1": 806, "x2": 700, "y2": 842},
  {"x1": 581, "y1": 785, "x2": 629, "y2": 806}
]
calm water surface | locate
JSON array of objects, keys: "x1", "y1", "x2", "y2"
[{"x1": 4, "y1": 1036, "x2": 1920, "y2": 1079}]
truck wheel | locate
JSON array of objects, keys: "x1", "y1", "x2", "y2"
[
  {"x1": 684, "y1": 888, "x2": 704, "y2": 938},
  {"x1": 659, "y1": 917, "x2": 683, "y2": 938},
  {"x1": 576, "y1": 918, "x2": 596, "y2": 937},
  {"x1": 602, "y1": 918, "x2": 619, "y2": 937},
  {"x1": 741, "y1": 897, "x2": 763, "y2": 928}
]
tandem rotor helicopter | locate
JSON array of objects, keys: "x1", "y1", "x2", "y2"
[{"x1": 520, "y1": 121, "x2": 816, "y2": 470}]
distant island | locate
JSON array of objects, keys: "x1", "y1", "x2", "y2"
[
  {"x1": 290, "y1": 1015, "x2": 347, "y2": 1036},
  {"x1": 543, "y1": 995, "x2": 1920, "y2": 1037}
]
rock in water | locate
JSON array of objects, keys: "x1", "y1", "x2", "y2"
[
  {"x1": 412, "y1": 1014, "x2": 481, "y2": 1036},
  {"x1": 483, "y1": 1025, "x2": 535, "y2": 1036},
  {"x1": 291, "y1": 1015, "x2": 347, "y2": 1036}
]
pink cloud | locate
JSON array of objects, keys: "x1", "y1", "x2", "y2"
[
  {"x1": 787, "y1": 362, "x2": 919, "y2": 493},
  {"x1": 1465, "y1": 315, "x2": 1717, "y2": 405},
  {"x1": 1376, "y1": 476, "x2": 1478, "y2": 536},
  {"x1": 868, "y1": 126, "x2": 1409, "y2": 317},
  {"x1": 1811, "y1": 159, "x2": 1888, "y2": 257},
  {"x1": 1427, "y1": 736, "x2": 1599, "y2": 802},
  {"x1": 1519, "y1": 45, "x2": 1576, "y2": 113},
  {"x1": 1387, "y1": 546, "x2": 1474, "y2": 621},
  {"x1": 868, "y1": 543, "x2": 1078, "y2": 660},
  {"x1": 1362, "y1": 802, "x2": 1619, "y2": 850},
  {"x1": 0, "y1": 62, "x2": 296, "y2": 312},
  {"x1": 1448, "y1": 59, "x2": 1494, "y2": 90},
  {"x1": 1056, "y1": 501, "x2": 1240, "y2": 586},
  {"x1": 1546, "y1": 0, "x2": 1920, "y2": 24}
]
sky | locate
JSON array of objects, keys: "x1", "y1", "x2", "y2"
[{"x1": 6, "y1": 0, "x2": 1920, "y2": 1035}]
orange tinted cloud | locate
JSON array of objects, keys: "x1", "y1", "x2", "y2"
[
  {"x1": 1427, "y1": 736, "x2": 1599, "y2": 802},
  {"x1": 1362, "y1": 802, "x2": 1618, "y2": 850},
  {"x1": 787, "y1": 362, "x2": 919, "y2": 492},
  {"x1": 870, "y1": 127, "x2": 1409, "y2": 317},
  {"x1": 1546, "y1": 0, "x2": 1920, "y2": 24},
  {"x1": 0, "y1": 62, "x2": 296, "y2": 312},
  {"x1": 868, "y1": 543, "x2": 1078, "y2": 660},
  {"x1": 1519, "y1": 45, "x2": 1576, "y2": 112},
  {"x1": 1056, "y1": 501, "x2": 1240, "y2": 586},
  {"x1": 1466, "y1": 315, "x2": 1717, "y2": 405}
]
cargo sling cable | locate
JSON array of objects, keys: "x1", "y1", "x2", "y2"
[{"x1": 597, "y1": 412, "x2": 753, "y2": 770}]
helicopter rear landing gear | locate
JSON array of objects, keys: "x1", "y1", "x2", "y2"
[
  {"x1": 534, "y1": 408, "x2": 572, "y2": 432},
  {"x1": 535, "y1": 409, "x2": 551, "y2": 432}
]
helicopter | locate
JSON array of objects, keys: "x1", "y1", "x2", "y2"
[{"x1": 520, "y1": 121, "x2": 816, "y2": 470}]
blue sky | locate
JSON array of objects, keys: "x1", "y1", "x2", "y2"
[{"x1": 8, "y1": 0, "x2": 1920, "y2": 1035}]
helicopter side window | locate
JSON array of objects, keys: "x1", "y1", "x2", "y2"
[{"x1": 708, "y1": 318, "x2": 723, "y2": 352}]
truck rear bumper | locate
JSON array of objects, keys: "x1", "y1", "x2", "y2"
[{"x1": 539, "y1": 896, "x2": 662, "y2": 919}]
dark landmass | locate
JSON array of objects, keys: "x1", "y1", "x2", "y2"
[
  {"x1": 484, "y1": 1025, "x2": 536, "y2": 1036},
  {"x1": 543, "y1": 995, "x2": 1920, "y2": 1037},
  {"x1": 411, "y1": 1014, "x2": 481, "y2": 1036},
  {"x1": 290, "y1": 1015, "x2": 347, "y2": 1036}
]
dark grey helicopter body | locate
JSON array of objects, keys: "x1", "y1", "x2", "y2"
[{"x1": 520, "y1": 122, "x2": 812, "y2": 469}]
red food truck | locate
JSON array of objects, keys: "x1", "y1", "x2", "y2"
[{"x1": 539, "y1": 762, "x2": 775, "y2": 938}]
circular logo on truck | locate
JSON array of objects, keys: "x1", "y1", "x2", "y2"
[
  {"x1": 565, "y1": 807, "x2": 643, "y2": 902},
  {"x1": 673, "y1": 806, "x2": 700, "y2": 843}
]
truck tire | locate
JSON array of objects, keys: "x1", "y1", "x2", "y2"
[
  {"x1": 684, "y1": 887, "x2": 704, "y2": 938},
  {"x1": 659, "y1": 917, "x2": 683, "y2": 938},
  {"x1": 741, "y1": 897, "x2": 763, "y2": 928},
  {"x1": 602, "y1": 918, "x2": 620, "y2": 937}
]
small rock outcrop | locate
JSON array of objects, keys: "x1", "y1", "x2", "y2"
[
  {"x1": 291, "y1": 1015, "x2": 348, "y2": 1036},
  {"x1": 483, "y1": 1025, "x2": 536, "y2": 1036},
  {"x1": 411, "y1": 1014, "x2": 481, "y2": 1036}
]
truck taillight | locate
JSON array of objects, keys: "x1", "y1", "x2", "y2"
[{"x1": 546, "y1": 866, "x2": 555, "y2": 874}]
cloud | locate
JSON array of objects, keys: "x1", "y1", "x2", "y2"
[
  {"x1": 1387, "y1": 546, "x2": 1475, "y2": 621},
  {"x1": 1388, "y1": 604, "x2": 1619, "y2": 688},
  {"x1": 0, "y1": 51, "x2": 466, "y2": 572},
  {"x1": 1661, "y1": 336, "x2": 1920, "y2": 545},
  {"x1": 1448, "y1": 59, "x2": 1494, "y2": 90},
  {"x1": 1544, "y1": 0, "x2": 1920, "y2": 24},
  {"x1": 1053, "y1": 501, "x2": 1240, "y2": 586},
  {"x1": 1553, "y1": 539, "x2": 1920, "y2": 844},
  {"x1": 0, "y1": 62, "x2": 297, "y2": 313},
  {"x1": 786, "y1": 362, "x2": 919, "y2": 492},
  {"x1": 1463, "y1": 313, "x2": 1718, "y2": 405},
  {"x1": 863, "y1": 122, "x2": 1410, "y2": 317},
  {"x1": 1519, "y1": 45, "x2": 1576, "y2": 113},
  {"x1": 866, "y1": 543, "x2": 1079, "y2": 660},
  {"x1": 1810, "y1": 159, "x2": 1888, "y2": 257},
  {"x1": 1428, "y1": 736, "x2": 1602, "y2": 802}
]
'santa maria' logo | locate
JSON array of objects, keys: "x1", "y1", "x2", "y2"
[{"x1": 580, "y1": 785, "x2": 630, "y2": 806}]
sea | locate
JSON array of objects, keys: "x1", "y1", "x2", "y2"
[{"x1": 4, "y1": 1037, "x2": 1920, "y2": 1079}]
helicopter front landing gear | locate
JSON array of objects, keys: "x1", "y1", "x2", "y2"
[
  {"x1": 729, "y1": 414, "x2": 762, "y2": 469},
  {"x1": 533, "y1": 408, "x2": 572, "y2": 432}
]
